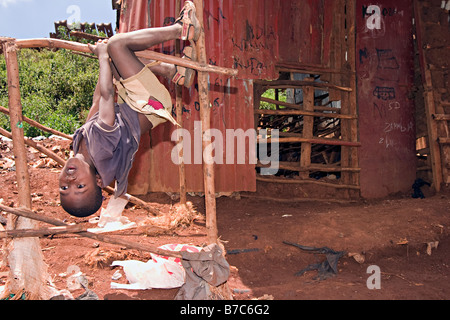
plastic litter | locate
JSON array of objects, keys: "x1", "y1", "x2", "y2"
[
  {"x1": 110, "y1": 244, "x2": 201, "y2": 290},
  {"x1": 88, "y1": 194, "x2": 136, "y2": 233},
  {"x1": 283, "y1": 241, "x2": 345, "y2": 280}
]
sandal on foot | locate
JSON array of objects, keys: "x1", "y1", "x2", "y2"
[
  {"x1": 175, "y1": 1, "x2": 201, "y2": 41},
  {"x1": 172, "y1": 45, "x2": 197, "y2": 88}
]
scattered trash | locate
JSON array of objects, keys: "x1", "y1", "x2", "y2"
[
  {"x1": 411, "y1": 178, "x2": 431, "y2": 199},
  {"x1": 110, "y1": 244, "x2": 202, "y2": 290},
  {"x1": 283, "y1": 241, "x2": 345, "y2": 280},
  {"x1": 175, "y1": 243, "x2": 230, "y2": 300},
  {"x1": 397, "y1": 238, "x2": 409, "y2": 245},
  {"x1": 232, "y1": 288, "x2": 250, "y2": 294},
  {"x1": 348, "y1": 252, "x2": 365, "y2": 264},
  {"x1": 226, "y1": 248, "x2": 259, "y2": 255},
  {"x1": 252, "y1": 294, "x2": 274, "y2": 300},
  {"x1": 426, "y1": 241, "x2": 439, "y2": 256},
  {"x1": 111, "y1": 257, "x2": 186, "y2": 290},
  {"x1": 111, "y1": 270, "x2": 122, "y2": 281},
  {"x1": 87, "y1": 194, "x2": 136, "y2": 234}
]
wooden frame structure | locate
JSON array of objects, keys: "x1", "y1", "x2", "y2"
[
  {"x1": 253, "y1": 0, "x2": 360, "y2": 199},
  {"x1": 0, "y1": 0, "x2": 235, "y2": 298}
]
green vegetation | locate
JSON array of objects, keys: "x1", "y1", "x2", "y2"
[
  {"x1": 260, "y1": 88, "x2": 287, "y2": 110},
  {"x1": 0, "y1": 26, "x2": 102, "y2": 137}
]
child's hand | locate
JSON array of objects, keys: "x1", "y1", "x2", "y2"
[{"x1": 88, "y1": 39, "x2": 109, "y2": 58}]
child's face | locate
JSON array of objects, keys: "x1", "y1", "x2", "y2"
[{"x1": 59, "y1": 156, "x2": 100, "y2": 207}]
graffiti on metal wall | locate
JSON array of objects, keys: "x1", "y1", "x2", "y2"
[{"x1": 359, "y1": 3, "x2": 414, "y2": 150}]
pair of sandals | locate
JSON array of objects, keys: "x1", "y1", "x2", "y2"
[{"x1": 171, "y1": 1, "x2": 200, "y2": 88}]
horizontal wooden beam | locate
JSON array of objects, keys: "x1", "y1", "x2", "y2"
[
  {"x1": 0, "y1": 225, "x2": 86, "y2": 239},
  {"x1": 432, "y1": 114, "x2": 450, "y2": 121},
  {"x1": 0, "y1": 203, "x2": 182, "y2": 259},
  {"x1": 255, "y1": 103, "x2": 356, "y2": 120},
  {"x1": 256, "y1": 175, "x2": 360, "y2": 190},
  {"x1": 258, "y1": 136, "x2": 361, "y2": 147},
  {"x1": 257, "y1": 79, "x2": 352, "y2": 92},
  {"x1": 438, "y1": 137, "x2": 450, "y2": 144},
  {"x1": 257, "y1": 161, "x2": 361, "y2": 172},
  {"x1": 10, "y1": 38, "x2": 238, "y2": 77}
]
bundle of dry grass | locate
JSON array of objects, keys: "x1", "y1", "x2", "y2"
[{"x1": 137, "y1": 201, "x2": 202, "y2": 235}]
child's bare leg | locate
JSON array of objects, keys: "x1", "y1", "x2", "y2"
[{"x1": 107, "y1": 24, "x2": 182, "y2": 80}]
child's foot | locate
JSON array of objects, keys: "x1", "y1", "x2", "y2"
[
  {"x1": 175, "y1": 1, "x2": 201, "y2": 41},
  {"x1": 172, "y1": 45, "x2": 197, "y2": 88}
]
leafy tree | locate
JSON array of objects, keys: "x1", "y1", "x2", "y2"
[{"x1": 0, "y1": 46, "x2": 99, "y2": 137}]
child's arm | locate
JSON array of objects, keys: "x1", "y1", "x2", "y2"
[{"x1": 88, "y1": 40, "x2": 115, "y2": 127}]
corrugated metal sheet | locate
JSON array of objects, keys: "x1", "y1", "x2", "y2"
[
  {"x1": 356, "y1": 0, "x2": 416, "y2": 198},
  {"x1": 122, "y1": 0, "x2": 280, "y2": 194}
]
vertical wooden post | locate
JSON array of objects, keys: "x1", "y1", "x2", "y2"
[
  {"x1": 346, "y1": 0, "x2": 359, "y2": 196},
  {"x1": 299, "y1": 80, "x2": 315, "y2": 179},
  {"x1": 1, "y1": 37, "x2": 50, "y2": 300},
  {"x1": 175, "y1": 0, "x2": 187, "y2": 205},
  {"x1": 193, "y1": 0, "x2": 218, "y2": 244}
]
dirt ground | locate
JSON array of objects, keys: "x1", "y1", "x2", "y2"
[{"x1": 1, "y1": 137, "x2": 450, "y2": 301}]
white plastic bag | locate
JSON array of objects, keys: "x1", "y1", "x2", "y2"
[{"x1": 110, "y1": 258, "x2": 185, "y2": 290}]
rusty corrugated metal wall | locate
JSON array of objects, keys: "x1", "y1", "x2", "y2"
[
  {"x1": 356, "y1": 0, "x2": 416, "y2": 198},
  {"x1": 121, "y1": 0, "x2": 417, "y2": 199},
  {"x1": 123, "y1": 0, "x2": 280, "y2": 194}
]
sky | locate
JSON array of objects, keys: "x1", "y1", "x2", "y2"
[{"x1": 0, "y1": 0, "x2": 117, "y2": 39}]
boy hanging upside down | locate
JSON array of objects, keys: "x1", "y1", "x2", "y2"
[{"x1": 59, "y1": 1, "x2": 200, "y2": 217}]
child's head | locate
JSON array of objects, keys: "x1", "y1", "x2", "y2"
[{"x1": 59, "y1": 156, "x2": 103, "y2": 217}]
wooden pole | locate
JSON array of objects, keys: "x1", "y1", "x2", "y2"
[
  {"x1": 193, "y1": 0, "x2": 218, "y2": 244},
  {"x1": 175, "y1": 0, "x2": 187, "y2": 205},
  {"x1": 0, "y1": 204, "x2": 182, "y2": 259},
  {"x1": 299, "y1": 82, "x2": 315, "y2": 179},
  {"x1": 13, "y1": 38, "x2": 237, "y2": 77},
  {"x1": 0, "y1": 225, "x2": 86, "y2": 239},
  {"x1": 1, "y1": 37, "x2": 50, "y2": 300}
]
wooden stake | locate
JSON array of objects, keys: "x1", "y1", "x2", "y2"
[
  {"x1": 1, "y1": 37, "x2": 50, "y2": 300},
  {"x1": 193, "y1": 0, "x2": 218, "y2": 244}
]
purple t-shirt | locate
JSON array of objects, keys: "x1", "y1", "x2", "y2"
[{"x1": 72, "y1": 103, "x2": 141, "y2": 197}]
